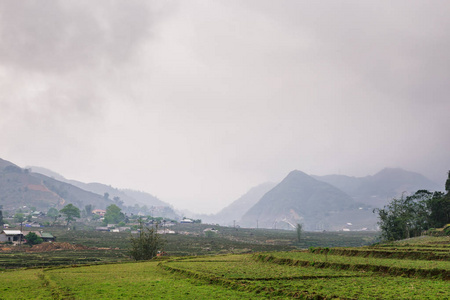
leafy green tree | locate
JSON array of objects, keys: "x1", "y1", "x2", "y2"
[
  {"x1": 444, "y1": 171, "x2": 449, "y2": 194},
  {"x1": 431, "y1": 171, "x2": 450, "y2": 227},
  {"x1": 427, "y1": 191, "x2": 450, "y2": 228},
  {"x1": 374, "y1": 191, "x2": 431, "y2": 241},
  {"x1": 0, "y1": 210, "x2": 4, "y2": 226},
  {"x1": 129, "y1": 220, "x2": 165, "y2": 261},
  {"x1": 47, "y1": 208, "x2": 60, "y2": 226},
  {"x1": 374, "y1": 182, "x2": 450, "y2": 242},
  {"x1": 103, "y1": 204, "x2": 124, "y2": 225},
  {"x1": 25, "y1": 232, "x2": 43, "y2": 245},
  {"x1": 60, "y1": 204, "x2": 81, "y2": 226}
]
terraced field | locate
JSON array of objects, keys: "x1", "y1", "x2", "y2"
[{"x1": 0, "y1": 237, "x2": 448, "y2": 299}]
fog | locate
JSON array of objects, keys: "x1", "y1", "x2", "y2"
[{"x1": 1, "y1": 1, "x2": 449, "y2": 213}]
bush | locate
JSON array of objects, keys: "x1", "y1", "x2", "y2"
[
  {"x1": 129, "y1": 222, "x2": 165, "y2": 261},
  {"x1": 25, "y1": 232, "x2": 43, "y2": 245}
]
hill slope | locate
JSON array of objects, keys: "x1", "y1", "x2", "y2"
[
  {"x1": 30, "y1": 166, "x2": 170, "y2": 208},
  {"x1": 208, "y1": 182, "x2": 277, "y2": 226},
  {"x1": 0, "y1": 158, "x2": 113, "y2": 211},
  {"x1": 240, "y1": 170, "x2": 363, "y2": 230}
]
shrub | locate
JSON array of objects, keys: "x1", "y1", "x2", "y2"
[{"x1": 129, "y1": 222, "x2": 165, "y2": 261}]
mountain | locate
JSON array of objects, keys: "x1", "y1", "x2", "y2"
[
  {"x1": 314, "y1": 168, "x2": 442, "y2": 208},
  {"x1": 0, "y1": 158, "x2": 113, "y2": 211},
  {"x1": 30, "y1": 166, "x2": 169, "y2": 208},
  {"x1": 240, "y1": 170, "x2": 365, "y2": 231},
  {"x1": 120, "y1": 189, "x2": 169, "y2": 207},
  {"x1": 201, "y1": 182, "x2": 277, "y2": 225},
  {"x1": 0, "y1": 158, "x2": 179, "y2": 219}
]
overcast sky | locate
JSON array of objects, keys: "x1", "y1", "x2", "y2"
[{"x1": 1, "y1": 1, "x2": 449, "y2": 213}]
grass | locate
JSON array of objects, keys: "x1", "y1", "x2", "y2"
[
  {"x1": 0, "y1": 247, "x2": 448, "y2": 299},
  {"x1": 0, "y1": 262, "x2": 258, "y2": 300},
  {"x1": 0, "y1": 250, "x2": 130, "y2": 269},
  {"x1": 0, "y1": 232, "x2": 447, "y2": 299},
  {"x1": 263, "y1": 251, "x2": 450, "y2": 271}
]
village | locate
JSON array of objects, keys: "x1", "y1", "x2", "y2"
[{"x1": 0, "y1": 204, "x2": 216, "y2": 248}]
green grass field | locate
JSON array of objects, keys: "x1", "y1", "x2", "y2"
[
  {"x1": 0, "y1": 227, "x2": 379, "y2": 270},
  {"x1": 1, "y1": 236, "x2": 448, "y2": 299}
]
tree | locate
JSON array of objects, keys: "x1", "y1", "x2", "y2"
[
  {"x1": 103, "y1": 204, "x2": 124, "y2": 225},
  {"x1": 60, "y1": 204, "x2": 81, "y2": 226},
  {"x1": 129, "y1": 220, "x2": 165, "y2": 260},
  {"x1": 446, "y1": 171, "x2": 450, "y2": 193},
  {"x1": 113, "y1": 196, "x2": 124, "y2": 207},
  {"x1": 296, "y1": 223, "x2": 303, "y2": 243},
  {"x1": 374, "y1": 186, "x2": 450, "y2": 241},
  {"x1": 14, "y1": 213, "x2": 26, "y2": 245},
  {"x1": 14, "y1": 213, "x2": 26, "y2": 225},
  {"x1": 374, "y1": 191, "x2": 431, "y2": 241},
  {"x1": 0, "y1": 210, "x2": 4, "y2": 226},
  {"x1": 25, "y1": 232, "x2": 43, "y2": 245},
  {"x1": 47, "y1": 208, "x2": 60, "y2": 226},
  {"x1": 427, "y1": 191, "x2": 450, "y2": 228},
  {"x1": 84, "y1": 204, "x2": 93, "y2": 216}
]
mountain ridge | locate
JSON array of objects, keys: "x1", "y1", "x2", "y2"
[
  {"x1": 313, "y1": 167, "x2": 442, "y2": 207},
  {"x1": 240, "y1": 170, "x2": 364, "y2": 230}
]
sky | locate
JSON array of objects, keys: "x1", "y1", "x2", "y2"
[{"x1": 1, "y1": 1, "x2": 449, "y2": 213}]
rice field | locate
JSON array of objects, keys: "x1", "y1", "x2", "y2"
[{"x1": 1, "y1": 238, "x2": 448, "y2": 299}]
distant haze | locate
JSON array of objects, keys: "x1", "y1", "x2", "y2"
[{"x1": 1, "y1": 1, "x2": 449, "y2": 213}]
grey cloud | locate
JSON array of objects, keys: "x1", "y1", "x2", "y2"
[
  {"x1": 0, "y1": 0, "x2": 154, "y2": 73},
  {"x1": 243, "y1": 1, "x2": 450, "y2": 103},
  {"x1": 1, "y1": 1, "x2": 449, "y2": 212}
]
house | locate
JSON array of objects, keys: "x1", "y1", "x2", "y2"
[
  {"x1": 0, "y1": 230, "x2": 24, "y2": 243},
  {"x1": 38, "y1": 232, "x2": 56, "y2": 242},
  {"x1": 0, "y1": 230, "x2": 56, "y2": 244},
  {"x1": 92, "y1": 209, "x2": 106, "y2": 217}
]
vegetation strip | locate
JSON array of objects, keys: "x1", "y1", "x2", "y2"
[
  {"x1": 160, "y1": 261, "x2": 331, "y2": 299},
  {"x1": 254, "y1": 254, "x2": 450, "y2": 280},
  {"x1": 307, "y1": 247, "x2": 450, "y2": 261}
]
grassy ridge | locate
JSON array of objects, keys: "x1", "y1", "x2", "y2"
[
  {"x1": 255, "y1": 252, "x2": 450, "y2": 280},
  {"x1": 308, "y1": 247, "x2": 450, "y2": 261},
  {"x1": 0, "y1": 250, "x2": 129, "y2": 269},
  {"x1": 162, "y1": 253, "x2": 449, "y2": 299}
]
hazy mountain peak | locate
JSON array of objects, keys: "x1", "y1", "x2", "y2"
[{"x1": 241, "y1": 170, "x2": 357, "y2": 230}]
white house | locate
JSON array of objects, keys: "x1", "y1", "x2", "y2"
[{"x1": 0, "y1": 230, "x2": 24, "y2": 243}]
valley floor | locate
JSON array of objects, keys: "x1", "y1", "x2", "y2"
[{"x1": 1, "y1": 238, "x2": 449, "y2": 300}]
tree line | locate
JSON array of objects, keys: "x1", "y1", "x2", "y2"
[{"x1": 375, "y1": 171, "x2": 450, "y2": 241}]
